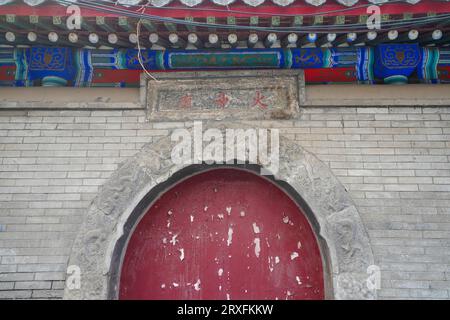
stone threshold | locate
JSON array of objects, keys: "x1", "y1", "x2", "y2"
[
  {"x1": 0, "y1": 87, "x2": 143, "y2": 110},
  {"x1": 1, "y1": 82, "x2": 450, "y2": 110},
  {"x1": 305, "y1": 84, "x2": 450, "y2": 107}
]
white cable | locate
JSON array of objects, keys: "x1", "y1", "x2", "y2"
[
  {"x1": 58, "y1": 0, "x2": 450, "y2": 33},
  {"x1": 136, "y1": 19, "x2": 159, "y2": 82}
]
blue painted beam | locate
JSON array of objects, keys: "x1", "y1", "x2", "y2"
[{"x1": 0, "y1": 45, "x2": 448, "y2": 87}]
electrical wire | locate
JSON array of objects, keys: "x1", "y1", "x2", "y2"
[
  {"x1": 56, "y1": 0, "x2": 450, "y2": 33},
  {"x1": 136, "y1": 18, "x2": 159, "y2": 81},
  {"x1": 82, "y1": 0, "x2": 408, "y2": 18}
]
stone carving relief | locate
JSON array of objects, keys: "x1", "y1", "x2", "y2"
[
  {"x1": 65, "y1": 120, "x2": 375, "y2": 300},
  {"x1": 65, "y1": 70, "x2": 374, "y2": 300}
]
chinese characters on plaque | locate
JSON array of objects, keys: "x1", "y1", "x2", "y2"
[
  {"x1": 146, "y1": 70, "x2": 304, "y2": 121},
  {"x1": 175, "y1": 90, "x2": 270, "y2": 111}
]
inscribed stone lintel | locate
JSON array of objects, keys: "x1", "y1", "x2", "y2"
[{"x1": 143, "y1": 70, "x2": 305, "y2": 122}]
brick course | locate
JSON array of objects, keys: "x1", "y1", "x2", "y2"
[{"x1": 0, "y1": 107, "x2": 449, "y2": 299}]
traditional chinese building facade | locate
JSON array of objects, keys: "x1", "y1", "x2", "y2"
[{"x1": 0, "y1": 0, "x2": 450, "y2": 300}]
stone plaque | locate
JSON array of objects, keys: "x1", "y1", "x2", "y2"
[{"x1": 143, "y1": 70, "x2": 305, "y2": 121}]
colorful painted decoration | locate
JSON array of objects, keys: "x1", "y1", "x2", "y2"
[
  {"x1": 418, "y1": 47, "x2": 440, "y2": 84},
  {"x1": 374, "y1": 44, "x2": 422, "y2": 83},
  {"x1": 0, "y1": 0, "x2": 443, "y2": 8},
  {"x1": 356, "y1": 47, "x2": 375, "y2": 84},
  {"x1": 1, "y1": 45, "x2": 449, "y2": 87},
  {"x1": 165, "y1": 49, "x2": 288, "y2": 69}
]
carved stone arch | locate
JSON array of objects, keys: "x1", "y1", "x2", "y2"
[{"x1": 64, "y1": 121, "x2": 376, "y2": 300}]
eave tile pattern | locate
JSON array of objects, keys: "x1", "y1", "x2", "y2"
[{"x1": 0, "y1": 0, "x2": 436, "y2": 8}]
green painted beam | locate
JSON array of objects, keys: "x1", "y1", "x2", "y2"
[
  {"x1": 292, "y1": 16, "x2": 303, "y2": 30},
  {"x1": 227, "y1": 16, "x2": 236, "y2": 30},
  {"x1": 271, "y1": 16, "x2": 280, "y2": 28},
  {"x1": 29, "y1": 15, "x2": 53, "y2": 31},
  {"x1": 403, "y1": 12, "x2": 413, "y2": 20},
  {"x1": 141, "y1": 19, "x2": 156, "y2": 32},
  {"x1": 52, "y1": 16, "x2": 67, "y2": 30},
  {"x1": 184, "y1": 16, "x2": 196, "y2": 32},
  {"x1": 206, "y1": 16, "x2": 216, "y2": 32},
  {"x1": 335, "y1": 16, "x2": 345, "y2": 25},
  {"x1": 249, "y1": 16, "x2": 259, "y2": 28},
  {"x1": 96, "y1": 16, "x2": 115, "y2": 33},
  {"x1": 164, "y1": 22, "x2": 177, "y2": 32},
  {"x1": 3, "y1": 14, "x2": 30, "y2": 30},
  {"x1": 118, "y1": 16, "x2": 133, "y2": 32},
  {"x1": 313, "y1": 15, "x2": 323, "y2": 25}
]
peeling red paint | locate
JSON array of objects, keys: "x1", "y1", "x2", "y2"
[{"x1": 119, "y1": 169, "x2": 324, "y2": 300}]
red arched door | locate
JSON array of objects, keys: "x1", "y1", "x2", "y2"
[{"x1": 119, "y1": 169, "x2": 324, "y2": 300}]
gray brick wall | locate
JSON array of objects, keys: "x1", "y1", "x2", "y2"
[{"x1": 0, "y1": 107, "x2": 449, "y2": 299}]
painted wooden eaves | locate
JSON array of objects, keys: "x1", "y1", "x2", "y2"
[{"x1": 0, "y1": 0, "x2": 435, "y2": 8}]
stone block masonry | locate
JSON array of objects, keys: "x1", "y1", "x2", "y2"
[{"x1": 0, "y1": 107, "x2": 449, "y2": 299}]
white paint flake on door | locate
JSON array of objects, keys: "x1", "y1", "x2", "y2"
[
  {"x1": 254, "y1": 238, "x2": 261, "y2": 258},
  {"x1": 227, "y1": 227, "x2": 233, "y2": 246}
]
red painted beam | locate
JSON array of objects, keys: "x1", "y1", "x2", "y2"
[
  {"x1": 0, "y1": 66, "x2": 15, "y2": 81},
  {"x1": 0, "y1": 1, "x2": 448, "y2": 18},
  {"x1": 438, "y1": 66, "x2": 450, "y2": 82},
  {"x1": 92, "y1": 69, "x2": 141, "y2": 84},
  {"x1": 305, "y1": 67, "x2": 357, "y2": 83}
]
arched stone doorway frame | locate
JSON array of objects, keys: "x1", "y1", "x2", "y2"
[{"x1": 64, "y1": 122, "x2": 376, "y2": 300}]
